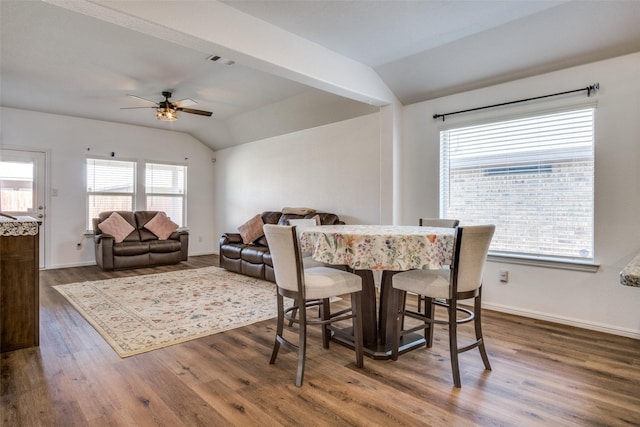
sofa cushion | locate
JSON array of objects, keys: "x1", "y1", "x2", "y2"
[
  {"x1": 113, "y1": 242, "x2": 150, "y2": 256},
  {"x1": 241, "y1": 245, "x2": 269, "y2": 264},
  {"x1": 98, "y1": 212, "x2": 135, "y2": 243},
  {"x1": 261, "y1": 211, "x2": 283, "y2": 225},
  {"x1": 221, "y1": 243, "x2": 244, "y2": 259},
  {"x1": 148, "y1": 239, "x2": 182, "y2": 253},
  {"x1": 144, "y1": 212, "x2": 178, "y2": 240},
  {"x1": 312, "y1": 212, "x2": 341, "y2": 225},
  {"x1": 254, "y1": 235, "x2": 269, "y2": 247},
  {"x1": 263, "y1": 251, "x2": 273, "y2": 267},
  {"x1": 135, "y1": 211, "x2": 161, "y2": 241},
  {"x1": 238, "y1": 214, "x2": 265, "y2": 244}
]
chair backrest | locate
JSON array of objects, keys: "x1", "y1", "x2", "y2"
[
  {"x1": 450, "y1": 225, "x2": 495, "y2": 294},
  {"x1": 263, "y1": 224, "x2": 304, "y2": 295},
  {"x1": 419, "y1": 218, "x2": 460, "y2": 228}
]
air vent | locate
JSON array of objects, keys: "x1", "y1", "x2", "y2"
[{"x1": 207, "y1": 55, "x2": 235, "y2": 66}]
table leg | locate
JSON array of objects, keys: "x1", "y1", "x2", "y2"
[
  {"x1": 378, "y1": 270, "x2": 397, "y2": 345},
  {"x1": 333, "y1": 269, "x2": 426, "y2": 359},
  {"x1": 352, "y1": 269, "x2": 377, "y2": 347}
]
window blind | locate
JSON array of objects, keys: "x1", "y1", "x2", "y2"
[
  {"x1": 86, "y1": 158, "x2": 136, "y2": 228},
  {"x1": 145, "y1": 163, "x2": 186, "y2": 226},
  {"x1": 440, "y1": 107, "x2": 594, "y2": 261}
]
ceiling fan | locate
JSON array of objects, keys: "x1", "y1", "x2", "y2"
[{"x1": 121, "y1": 91, "x2": 213, "y2": 122}]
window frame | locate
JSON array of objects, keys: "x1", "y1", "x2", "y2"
[
  {"x1": 86, "y1": 157, "x2": 137, "y2": 230},
  {"x1": 86, "y1": 157, "x2": 189, "y2": 231},
  {"x1": 144, "y1": 161, "x2": 187, "y2": 227},
  {"x1": 438, "y1": 104, "x2": 598, "y2": 271}
]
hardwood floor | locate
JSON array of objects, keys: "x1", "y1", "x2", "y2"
[{"x1": 2, "y1": 255, "x2": 639, "y2": 426}]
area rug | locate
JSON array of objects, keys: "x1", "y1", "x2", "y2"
[{"x1": 53, "y1": 267, "x2": 281, "y2": 358}]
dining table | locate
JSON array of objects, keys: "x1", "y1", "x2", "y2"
[{"x1": 299, "y1": 224, "x2": 456, "y2": 359}]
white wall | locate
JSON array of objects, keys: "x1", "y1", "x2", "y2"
[
  {"x1": 213, "y1": 113, "x2": 381, "y2": 239},
  {"x1": 401, "y1": 53, "x2": 640, "y2": 338},
  {"x1": 0, "y1": 107, "x2": 217, "y2": 268}
]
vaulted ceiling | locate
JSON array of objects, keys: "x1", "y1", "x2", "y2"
[{"x1": 2, "y1": 1, "x2": 640, "y2": 151}]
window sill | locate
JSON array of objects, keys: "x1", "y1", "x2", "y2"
[{"x1": 487, "y1": 254, "x2": 599, "y2": 273}]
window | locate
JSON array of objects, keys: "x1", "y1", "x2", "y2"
[
  {"x1": 87, "y1": 158, "x2": 136, "y2": 229},
  {"x1": 145, "y1": 163, "x2": 186, "y2": 226},
  {"x1": 440, "y1": 107, "x2": 595, "y2": 263},
  {"x1": 0, "y1": 161, "x2": 34, "y2": 211}
]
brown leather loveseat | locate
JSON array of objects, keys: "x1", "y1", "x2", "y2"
[
  {"x1": 219, "y1": 209, "x2": 343, "y2": 282},
  {"x1": 93, "y1": 210, "x2": 189, "y2": 271}
]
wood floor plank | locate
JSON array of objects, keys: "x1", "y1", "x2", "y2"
[{"x1": 2, "y1": 255, "x2": 639, "y2": 426}]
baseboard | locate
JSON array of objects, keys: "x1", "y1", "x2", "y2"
[
  {"x1": 43, "y1": 260, "x2": 96, "y2": 270},
  {"x1": 483, "y1": 302, "x2": 640, "y2": 339},
  {"x1": 189, "y1": 251, "x2": 217, "y2": 257},
  {"x1": 44, "y1": 252, "x2": 218, "y2": 270}
]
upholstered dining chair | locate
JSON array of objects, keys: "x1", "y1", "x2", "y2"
[
  {"x1": 415, "y1": 218, "x2": 460, "y2": 338},
  {"x1": 419, "y1": 218, "x2": 460, "y2": 228},
  {"x1": 391, "y1": 225, "x2": 495, "y2": 388},
  {"x1": 263, "y1": 224, "x2": 364, "y2": 387}
]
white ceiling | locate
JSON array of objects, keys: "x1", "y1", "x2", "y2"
[{"x1": 2, "y1": 0, "x2": 640, "y2": 151}]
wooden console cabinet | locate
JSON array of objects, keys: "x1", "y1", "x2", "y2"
[{"x1": 1, "y1": 216, "x2": 40, "y2": 353}]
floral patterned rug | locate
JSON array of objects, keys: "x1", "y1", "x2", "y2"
[{"x1": 53, "y1": 267, "x2": 280, "y2": 358}]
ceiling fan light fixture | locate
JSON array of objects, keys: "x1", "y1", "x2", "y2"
[{"x1": 156, "y1": 107, "x2": 177, "y2": 122}]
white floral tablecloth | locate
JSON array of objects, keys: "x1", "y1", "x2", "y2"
[
  {"x1": 300, "y1": 225, "x2": 455, "y2": 271},
  {"x1": 620, "y1": 252, "x2": 640, "y2": 287},
  {"x1": 0, "y1": 216, "x2": 40, "y2": 236}
]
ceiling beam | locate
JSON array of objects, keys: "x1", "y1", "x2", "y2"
[{"x1": 45, "y1": 0, "x2": 400, "y2": 108}]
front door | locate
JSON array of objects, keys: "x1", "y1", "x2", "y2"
[{"x1": 0, "y1": 149, "x2": 46, "y2": 268}]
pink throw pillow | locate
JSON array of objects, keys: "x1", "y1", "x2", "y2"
[
  {"x1": 238, "y1": 214, "x2": 265, "y2": 244},
  {"x1": 98, "y1": 212, "x2": 135, "y2": 243},
  {"x1": 145, "y1": 212, "x2": 179, "y2": 240}
]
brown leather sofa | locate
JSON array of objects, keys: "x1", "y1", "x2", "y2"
[
  {"x1": 219, "y1": 210, "x2": 343, "y2": 282},
  {"x1": 93, "y1": 211, "x2": 189, "y2": 271}
]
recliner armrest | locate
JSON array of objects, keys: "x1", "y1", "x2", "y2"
[
  {"x1": 94, "y1": 234, "x2": 115, "y2": 270},
  {"x1": 168, "y1": 229, "x2": 189, "y2": 240},
  {"x1": 94, "y1": 234, "x2": 115, "y2": 244},
  {"x1": 220, "y1": 233, "x2": 243, "y2": 246}
]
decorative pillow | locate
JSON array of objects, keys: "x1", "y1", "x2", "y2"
[
  {"x1": 282, "y1": 207, "x2": 316, "y2": 215},
  {"x1": 238, "y1": 214, "x2": 265, "y2": 244},
  {"x1": 98, "y1": 212, "x2": 135, "y2": 243},
  {"x1": 145, "y1": 212, "x2": 179, "y2": 240}
]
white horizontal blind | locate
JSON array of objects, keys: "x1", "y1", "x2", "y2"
[
  {"x1": 145, "y1": 163, "x2": 186, "y2": 226},
  {"x1": 87, "y1": 158, "x2": 136, "y2": 229},
  {"x1": 440, "y1": 107, "x2": 594, "y2": 261}
]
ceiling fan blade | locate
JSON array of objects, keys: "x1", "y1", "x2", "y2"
[
  {"x1": 177, "y1": 107, "x2": 213, "y2": 117},
  {"x1": 127, "y1": 94, "x2": 159, "y2": 106},
  {"x1": 174, "y1": 98, "x2": 197, "y2": 108},
  {"x1": 120, "y1": 106, "x2": 156, "y2": 110}
]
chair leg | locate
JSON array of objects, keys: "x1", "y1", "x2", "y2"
[
  {"x1": 424, "y1": 297, "x2": 434, "y2": 348},
  {"x1": 352, "y1": 291, "x2": 364, "y2": 368},
  {"x1": 288, "y1": 300, "x2": 298, "y2": 327},
  {"x1": 320, "y1": 298, "x2": 331, "y2": 349},
  {"x1": 474, "y1": 289, "x2": 491, "y2": 371},
  {"x1": 270, "y1": 294, "x2": 285, "y2": 365},
  {"x1": 391, "y1": 288, "x2": 406, "y2": 361},
  {"x1": 295, "y1": 302, "x2": 307, "y2": 387},
  {"x1": 448, "y1": 299, "x2": 462, "y2": 388}
]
